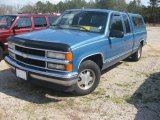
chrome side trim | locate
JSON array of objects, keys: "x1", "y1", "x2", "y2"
[
  {"x1": 30, "y1": 74, "x2": 77, "y2": 86},
  {"x1": 9, "y1": 48, "x2": 70, "y2": 65},
  {"x1": 105, "y1": 49, "x2": 132, "y2": 63},
  {"x1": 5, "y1": 56, "x2": 78, "y2": 79},
  {"x1": 133, "y1": 46, "x2": 139, "y2": 51},
  {"x1": 133, "y1": 31, "x2": 146, "y2": 34}
]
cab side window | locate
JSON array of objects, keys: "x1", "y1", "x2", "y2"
[
  {"x1": 123, "y1": 15, "x2": 131, "y2": 33},
  {"x1": 34, "y1": 17, "x2": 47, "y2": 27},
  {"x1": 110, "y1": 14, "x2": 123, "y2": 32},
  {"x1": 16, "y1": 17, "x2": 32, "y2": 29},
  {"x1": 132, "y1": 16, "x2": 144, "y2": 27}
]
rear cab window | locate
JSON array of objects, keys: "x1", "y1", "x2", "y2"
[
  {"x1": 122, "y1": 14, "x2": 131, "y2": 34},
  {"x1": 34, "y1": 17, "x2": 47, "y2": 27},
  {"x1": 132, "y1": 15, "x2": 145, "y2": 27}
]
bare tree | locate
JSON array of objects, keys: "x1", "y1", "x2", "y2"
[{"x1": 0, "y1": 5, "x2": 15, "y2": 15}]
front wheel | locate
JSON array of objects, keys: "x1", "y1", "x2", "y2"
[
  {"x1": 73, "y1": 60, "x2": 101, "y2": 96},
  {"x1": 131, "y1": 45, "x2": 142, "y2": 61}
]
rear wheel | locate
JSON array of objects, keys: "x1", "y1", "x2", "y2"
[
  {"x1": 131, "y1": 45, "x2": 142, "y2": 61},
  {"x1": 0, "y1": 47, "x2": 3, "y2": 61},
  {"x1": 73, "y1": 60, "x2": 101, "y2": 96}
]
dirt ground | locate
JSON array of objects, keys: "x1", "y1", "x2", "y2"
[{"x1": 0, "y1": 27, "x2": 160, "y2": 120}]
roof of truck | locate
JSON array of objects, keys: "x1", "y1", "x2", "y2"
[
  {"x1": 66, "y1": 9, "x2": 114, "y2": 13},
  {"x1": 66, "y1": 9, "x2": 142, "y2": 16}
]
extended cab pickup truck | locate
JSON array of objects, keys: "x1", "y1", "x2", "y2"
[
  {"x1": 0, "y1": 14, "x2": 59, "y2": 60},
  {"x1": 5, "y1": 9, "x2": 147, "y2": 95}
]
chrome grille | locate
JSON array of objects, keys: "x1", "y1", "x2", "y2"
[
  {"x1": 8, "y1": 43, "x2": 47, "y2": 68},
  {"x1": 8, "y1": 42, "x2": 70, "y2": 71},
  {"x1": 16, "y1": 55, "x2": 45, "y2": 67},
  {"x1": 15, "y1": 45, "x2": 45, "y2": 57}
]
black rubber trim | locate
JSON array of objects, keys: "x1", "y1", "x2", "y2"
[{"x1": 8, "y1": 36, "x2": 71, "y2": 52}]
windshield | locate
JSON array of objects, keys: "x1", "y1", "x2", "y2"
[
  {"x1": 0, "y1": 15, "x2": 16, "y2": 30},
  {"x1": 52, "y1": 11, "x2": 108, "y2": 33}
]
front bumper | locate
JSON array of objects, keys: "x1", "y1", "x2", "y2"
[{"x1": 5, "y1": 56, "x2": 78, "y2": 86}]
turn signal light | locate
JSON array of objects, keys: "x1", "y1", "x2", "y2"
[
  {"x1": 65, "y1": 64, "x2": 73, "y2": 71},
  {"x1": 65, "y1": 52, "x2": 72, "y2": 61}
]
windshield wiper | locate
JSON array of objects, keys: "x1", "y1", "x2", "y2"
[{"x1": 69, "y1": 25, "x2": 90, "y2": 31}]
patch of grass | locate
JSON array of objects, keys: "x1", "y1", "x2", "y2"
[
  {"x1": 141, "y1": 56, "x2": 147, "y2": 59},
  {"x1": 123, "y1": 62, "x2": 130, "y2": 66},
  {"x1": 115, "y1": 82, "x2": 137, "y2": 89},
  {"x1": 92, "y1": 88, "x2": 106, "y2": 96},
  {"x1": 115, "y1": 83, "x2": 131, "y2": 88},
  {"x1": 110, "y1": 94, "x2": 131, "y2": 104}
]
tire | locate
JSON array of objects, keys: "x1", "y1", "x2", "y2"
[
  {"x1": 73, "y1": 60, "x2": 101, "y2": 96},
  {"x1": 131, "y1": 45, "x2": 142, "y2": 61},
  {"x1": 0, "y1": 47, "x2": 3, "y2": 61}
]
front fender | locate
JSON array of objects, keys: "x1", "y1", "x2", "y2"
[{"x1": 71, "y1": 39, "x2": 107, "y2": 72}]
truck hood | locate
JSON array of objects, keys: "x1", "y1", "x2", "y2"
[{"x1": 16, "y1": 28, "x2": 104, "y2": 48}]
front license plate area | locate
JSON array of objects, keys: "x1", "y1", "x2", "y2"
[{"x1": 16, "y1": 69, "x2": 27, "y2": 80}]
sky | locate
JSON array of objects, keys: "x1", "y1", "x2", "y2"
[{"x1": 0, "y1": 0, "x2": 149, "y2": 7}]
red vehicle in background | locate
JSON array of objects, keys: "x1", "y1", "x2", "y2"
[{"x1": 0, "y1": 14, "x2": 59, "y2": 60}]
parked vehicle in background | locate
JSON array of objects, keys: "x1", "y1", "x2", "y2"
[
  {"x1": 5, "y1": 9, "x2": 147, "y2": 95},
  {"x1": 0, "y1": 14, "x2": 59, "y2": 60}
]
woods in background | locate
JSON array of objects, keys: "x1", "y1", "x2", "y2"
[{"x1": 0, "y1": 0, "x2": 160, "y2": 24}]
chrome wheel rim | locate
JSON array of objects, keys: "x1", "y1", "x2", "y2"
[{"x1": 78, "y1": 69, "x2": 96, "y2": 90}]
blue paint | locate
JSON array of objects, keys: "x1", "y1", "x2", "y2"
[{"x1": 5, "y1": 9, "x2": 147, "y2": 87}]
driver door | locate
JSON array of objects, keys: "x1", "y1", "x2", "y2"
[{"x1": 105, "y1": 13, "x2": 126, "y2": 62}]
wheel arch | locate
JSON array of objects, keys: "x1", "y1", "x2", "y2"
[
  {"x1": 140, "y1": 40, "x2": 144, "y2": 47},
  {"x1": 78, "y1": 53, "x2": 104, "y2": 71}
]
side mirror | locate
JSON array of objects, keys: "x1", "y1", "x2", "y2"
[
  {"x1": 12, "y1": 25, "x2": 19, "y2": 35},
  {"x1": 109, "y1": 30, "x2": 124, "y2": 38}
]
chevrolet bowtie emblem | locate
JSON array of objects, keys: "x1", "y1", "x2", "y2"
[{"x1": 21, "y1": 53, "x2": 28, "y2": 58}]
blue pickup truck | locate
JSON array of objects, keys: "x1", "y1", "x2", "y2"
[{"x1": 5, "y1": 9, "x2": 147, "y2": 95}]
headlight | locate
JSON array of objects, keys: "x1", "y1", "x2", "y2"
[
  {"x1": 47, "y1": 52, "x2": 65, "y2": 59},
  {"x1": 47, "y1": 63, "x2": 73, "y2": 71},
  {"x1": 46, "y1": 51, "x2": 72, "y2": 61},
  {"x1": 47, "y1": 63, "x2": 65, "y2": 70},
  {"x1": 8, "y1": 42, "x2": 15, "y2": 49}
]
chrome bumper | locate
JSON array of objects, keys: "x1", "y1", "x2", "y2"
[{"x1": 5, "y1": 56, "x2": 78, "y2": 86}]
